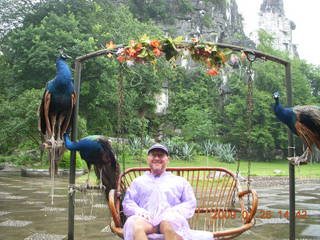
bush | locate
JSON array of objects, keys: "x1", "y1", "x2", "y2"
[
  {"x1": 141, "y1": 135, "x2": 154, "y2": 148},
  {"x1": 162, "y1": 137, "x2": 194, "y2": 161},
  {"x1": 213, "y1": 143, "x2": 237, "y2": 163},
  {"x1": 0, "y1": 150, "x2": 40, "y2": 167},
  {"x1": 201, "y1": 140, "x2": 216, "y2": 156},
  {"x1": 59, "y1": 151, "x2": 85, "y2": 169},
  {"x1": 180, "y1": 143, "x2": 194, "y2": 161},
  {"x1": 128, "y1": 137, "x2": 143, "y2": 157}
]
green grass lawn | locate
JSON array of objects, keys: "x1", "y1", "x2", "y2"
[
  {"x1": 118, "y1": 155, "x2": 320, "y2": 178},
  {"x1": 76, "y1": 155, "x2": 320, "y2": 184}
]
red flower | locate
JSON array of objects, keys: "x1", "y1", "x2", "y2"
[
  {"x1": 207, "y1": 67, "x2": 219, "y2": 76},
  {"x1": 153, "y1": 48, "x2": 161, "y2": 56},
  {"x1": 150, "y1": 40, "x2": 161, "y2": 48},
  {"x1": 127, "y1": 47, "x2": 136, "y2": 57},
  {"x1": 135, "y1": 43, "x2": 143, "y2": 52},
  {"x1": 117, "y1": 56, "x2": 126, "y2": 62}
]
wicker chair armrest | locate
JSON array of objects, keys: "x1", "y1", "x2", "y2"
[
  {"x1": 238, "y1": 189, "x2": 258, "y2": 224},
  {"x1": 108, "y1": 189, "x2": 122, "y2": 227}
]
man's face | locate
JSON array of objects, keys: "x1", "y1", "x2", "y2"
[{"x1": 147, "y1": 149, "x2": 169, "y2": 175}]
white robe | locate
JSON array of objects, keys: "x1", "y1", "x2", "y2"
[{"x1": 122, "y1": 171, "x2": 214, "y2": 240}]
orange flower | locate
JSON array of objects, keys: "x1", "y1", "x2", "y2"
[
  {"x1": 117, "y1": 56, "x2": 126, "y2": 62},
  {"x1": 129, "y1": 40, "x2": 135, "y2": 46},
  {"x1": 191, "y1": 38, "x2": 198, "y2": 42},
  {"x1": 241, "y1": 52, "x2": 247, "y2": 61},
  {"x1": 135, "y1": 43, "x2": 143, "y2": 51},
  {"x1": 218, "y1": 52, "x2": 226, "y2": 62},
  {"x1": 127, "y1": 47, "x2": 136, "y2": 57},
  {"x1": 153, "y1": 48, "x2": 161, "y2": 56},
  {"x1": 207, "y1": 67, "x2": 219, "y2": 76},
  {"x1": 106, "y1": 40, "x2": 116, "y2": 49},
  {"x1": 150, "y1": 40, "x2": 161, "y2": 48},
  {"x1": 206, "y1": 58, "x2": 212, "y2": 67}
]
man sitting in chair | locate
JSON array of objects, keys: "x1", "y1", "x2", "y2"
[{"x1": 122, "y1": 143, "x2": 196, "y2": 240}]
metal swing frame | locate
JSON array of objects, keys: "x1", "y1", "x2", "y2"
[{"x1": 68, "y1": 42, "x2": 294, "y2": 240}]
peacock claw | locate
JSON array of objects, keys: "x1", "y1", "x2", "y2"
[
  {"x1": 41, "y1": 141, "x2": 52, "y2": 150},
  {"x1": 56, "y1": 139, "x2": 64, "y2": 148},
  {"x1": 287, "y1": 156, "x2": 308, "y2": 166}
]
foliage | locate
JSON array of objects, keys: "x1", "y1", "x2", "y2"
[
  {"x1": 0, "y1": 0, "x2": 167, "y2": 154},
  {"x1": 162, "y1": 137, "x2": 194, "y2": 160},
  {"x1": 59, "y1": 151, "x2": 85, "y2": 169},
  {"x1": 213, "y1": 143, "x2": 236, "y2": 163},
  {"x1": 0, "y1": 0, "x2": 36, "y2": 40},
  {"x1": 122, "y1": 155, "x2": 320, "y2": 178},
  {"x1": 0, "y1": 89, "x2": 42, "y2": 153},
  {"x1": 180, "y1": 143, "x2": 194, "y2": 161},
  {"x1": 200, "y1": 139, "x2": 236, "y2": 163},
  {"x1": 181, "y1": 106, "x2": 213, "y2": 141},
  {"x1": 1, "y1": 0, "x2": 320, "y2": 166},
  {"x1": 108, "y1": 36, "x2": 232, "y2": 76},
  {"x1": 128, "y1": 137, "x2": 143, "y2": 157},
  {"x1": 201, "y1": 140, "x2": 216, "y2": 156},
  {"x1": 0, "y1": 151, "x2": 40, "y2": 167}
]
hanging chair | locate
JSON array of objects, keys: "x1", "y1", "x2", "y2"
[{"x1": 108, "y1": 167, "x2": 258, "y2": 239}]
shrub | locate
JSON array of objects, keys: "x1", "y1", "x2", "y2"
[
  {"x1": 213, "y1": 143, "x2": 237, "y2": 163},
  {"x1": 201, "y1": 140, "x2": 216, "y2": 156},
  {"x1": 162, "y1": 137, "x2": 194, "y2": 160},
  {"x1": 180, "y1": 143, "x2": 194, "y2": 161},
  {"x1": 141, "y1": 135, "x2": 154, "y2": 148},
  {"x1": 0, "y1": 150, "x2": 40, "y2": 167},
  {"x1": 128, "y1": 137, "x2": 143, "y2": 157},
  {"x1": 59, "y1": 151, "x2": 85, "y2": 169}
]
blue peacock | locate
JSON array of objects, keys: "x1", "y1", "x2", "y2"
[
  {"x1": 273, "y1": 91, "x2": 320, "y2": 165},
  {"x1": 64, "y1": 133, "x2": 120, "y2": 195},
  {"x1": 39, "y1": 50, "x2": 76, "y2": 142},
  {"x1": 38, "y1": 49, "x2": 76, "y2": 175}
]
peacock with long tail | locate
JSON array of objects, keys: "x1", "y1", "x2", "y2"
[
  {"x1": 64, "y1": 133, "x2": 120, "y2": 197},
  {"x1": 273, "y1": 91, "x2": 320, "y2": 165},
  {"x1": 38, "y1": 49, "x2": 77, "y2": 176}
]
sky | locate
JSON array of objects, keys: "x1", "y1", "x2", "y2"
[{"x1": 236, "y1": 0, "x2": 320, "y2": 66}]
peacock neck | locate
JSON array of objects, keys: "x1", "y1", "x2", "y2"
[
  {"x1": 274, "y1": 99, "x2": 295, "y2": 128},
  {"x1": 56, "y1": 58, "x2": 72, "y2": 82},
  {"x1": 64, "y1": 134, "x2": 80, "y2": 151}
]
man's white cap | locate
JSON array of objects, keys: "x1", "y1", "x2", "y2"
[{"x1": 147, "y1": 143, "x2": 169, "y2": 155}]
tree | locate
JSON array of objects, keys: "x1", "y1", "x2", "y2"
[
  {"x1": 0, "y1": 89, "x2": 42, "y2": 153},
  {"x1": 0, "y1": 0, "x2": 36, "y2": 40},
  {"x1": 0, "y1": 0, "x2": 170, "y2": 147}
]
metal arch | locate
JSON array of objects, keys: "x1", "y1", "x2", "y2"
[{"x1": 68, "y1": 42, "x2": 295, "y2": 240}]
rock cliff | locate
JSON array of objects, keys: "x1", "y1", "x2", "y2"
[{"x1": 125, "y1": 0, "x2": 255, "y2": 48}]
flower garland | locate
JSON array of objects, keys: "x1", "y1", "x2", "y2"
[{"x1": 105, "y1": 35, "x2": 240, "y2": 75}]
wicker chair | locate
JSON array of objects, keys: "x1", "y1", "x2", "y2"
[{"x1": 108, "y1": 167, "x2": 258, "y2": 239}]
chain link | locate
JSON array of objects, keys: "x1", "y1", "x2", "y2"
[{"x1": 245, "y1": 56, "x2": 255, "y2": 210}]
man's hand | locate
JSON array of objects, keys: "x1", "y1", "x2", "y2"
[{"x1": 137, "y1": 211, "x2": 151, "y2": 222}]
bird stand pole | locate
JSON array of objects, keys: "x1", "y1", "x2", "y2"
[
  {"x1": 285, "y1": 62, "x2": 295, "y2": 240},
  {"x1": 68, "y1": 60, "x2": 82, "y2": 240}
]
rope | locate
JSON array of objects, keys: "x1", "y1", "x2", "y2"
[{"x1": 117, "y1": 64, "x2": 125, "y2": 171}]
